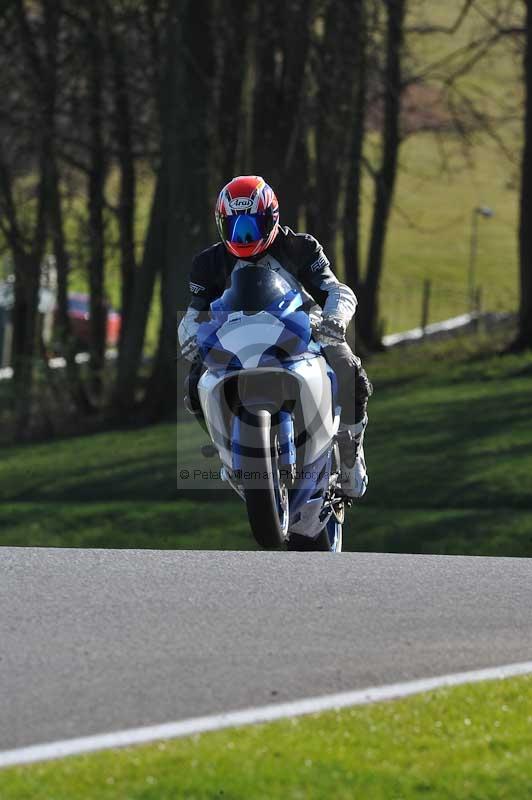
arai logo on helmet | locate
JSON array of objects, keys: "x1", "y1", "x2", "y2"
[{"x1": 229, "y1": 197, "x2": 253, "y2": 211}]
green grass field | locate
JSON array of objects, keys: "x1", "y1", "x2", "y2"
[
  {"x1": 377, "y1": 132, "x2": 520, "y2": 334},
  {"x1": 366, "y1": 0, "x2": 523, "y2": 333},
  {"x1": 2, "y1": 674, "x2": 531, "y2": 799},
  {"x1": 2, "y1": 328, "x2": 532, "y2": 556}
]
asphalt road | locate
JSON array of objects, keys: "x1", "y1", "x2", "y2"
[{"x1": 1, "y1": 547, "x2": 531, "y2": 751}]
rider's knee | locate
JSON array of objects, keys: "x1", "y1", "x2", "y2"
[{"x1": 324, "y1": 343, "x2": 372, "y2": 424}]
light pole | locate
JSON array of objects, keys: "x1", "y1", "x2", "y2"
[{"x1": 468, "y1": 205, "x2": 494, "y2": 313}]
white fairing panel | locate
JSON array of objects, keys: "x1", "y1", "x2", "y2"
[
  {"x1": 198, "y1": 355, "x2": 338, "y2": 470},
  {"x1": 197, "y1": 369, "x2": 234, "y2": 470},
  {"x1": 286, "y1": 356, "x2": 339, "y2": 464},
  {"x1": 216, "y1": 311, "x2": 285, "y2": 369},
  {"x1": 198, "y1": 309, "x2": 338, "y2": 469}
]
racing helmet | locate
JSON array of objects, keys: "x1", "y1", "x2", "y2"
[{"x1": 215, "y1": 175, "x2": 280, "y2": 258}]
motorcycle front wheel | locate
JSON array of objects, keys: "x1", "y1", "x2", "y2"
[{"x1": 240, "y1": 408, "x2": 289, "y2": 549}]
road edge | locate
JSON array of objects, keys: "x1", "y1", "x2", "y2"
[{"x1": 1, "y1": 659, "x2": 532, "y2": 769}]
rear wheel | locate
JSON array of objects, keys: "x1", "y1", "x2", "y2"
[
  {"x1": 287, "y1": 516, "x2": 343, "y2": 552},
  {"x1": 287, "y1": 445, "x2": 344, "y2": 552},
  {"x1": 325, "y1": 513, "x2": 343, "y2": 552},
  {"x1": 240, "y1": 409, "x2": 289, "y2": 549},
  {"x1": 287, "y1": 530, "x2": 331, "y2": 552},
  {"x1": 287, "y1": 484, "x2": 344, "y2": 552}
]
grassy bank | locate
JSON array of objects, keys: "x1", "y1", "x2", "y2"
[
  {"x1": 375, "y1": 1, "x2": 522, "y2": 333},
  {"x1": 1, "y1": 329, "x2": 532, "y2": 556},
  {"x1": 0, "y1": 421, "x2": 250, "y2": 551},
  {"x1": 2, "y1": 674, "x2": 531, "y2": 799}
]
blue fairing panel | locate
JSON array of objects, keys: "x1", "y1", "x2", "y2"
[
  {"x1": 198, "y1": 312, "x2": 313, "y2": 371},
  {"x1": 231, "y1": 415, "x2": 242, "y2": 471},
  {"x1": 198, "y1": 269, "x2": 312, "y2": 370},
  {"x1": 278, "y1": 411, "x2": 296, "y2": 465},
  {"x1": 288, "y1": 448, "x2": 332, "y2": 525}
]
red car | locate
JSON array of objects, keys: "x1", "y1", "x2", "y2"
[{"x1": 59, "y1": 293, "x2": 121, "y2": 349}]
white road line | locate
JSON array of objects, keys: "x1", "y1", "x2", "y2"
[{"x1": 1, "y1": 660, "x2": 532, "y2": 769}]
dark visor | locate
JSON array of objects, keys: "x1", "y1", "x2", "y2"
[{"x1": 221, "y1": 212, "x2": 274, "y2": 244}]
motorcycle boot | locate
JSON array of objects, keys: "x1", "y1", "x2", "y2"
[{"x1": 337, "y1": 414, "x2": 368, "y2": 499}]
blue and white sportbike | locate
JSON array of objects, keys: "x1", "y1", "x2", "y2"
[{"x1": 196, "y1": 264, "x2": 346, "y2": 552}]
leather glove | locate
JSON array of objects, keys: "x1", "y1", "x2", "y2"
[
  {"x1": 181, "y1": 335, "x2": 200, "y2": 362},
  {"x1": 316, "y1": 317, "x2": 347, "y2": 347}
]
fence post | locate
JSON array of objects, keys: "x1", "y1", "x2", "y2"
[
  {"x1": 473, "y1": 286, "x2": 483, "y2": 332},
  {"x1": 475, "y1": 286, "x2": 482, "y2": 315},
  {"x1": 421, "y1": 279, "x2": 431, "y2": 334}
]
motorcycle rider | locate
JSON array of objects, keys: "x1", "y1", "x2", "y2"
[{"x1": 178, "y1": 175, "x2": 372, "y2": 498}]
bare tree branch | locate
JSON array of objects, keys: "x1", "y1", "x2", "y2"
[{"x1": 407, "y1": 0, "x2": 474, "y2": 35}]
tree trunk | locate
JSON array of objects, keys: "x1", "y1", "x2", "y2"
[
  {"x1": 114, "y1": 0, "x2": 216, "y2": 419},
  {"x1": 343, "y1": 0, "x2": 367, "y2": 294},
  {"x1": 107, "y1": 11, "x2": 137, "y2": 348},
  {"x1": 3, "y1": 2, "x2": 48, "y2": 437},
  {"x1": 45, "y1": 151, "x2": 93, "y2": 414},
  {"x1": 314, "y1": 2, "x2": 362, "y2": 261},
  {"x1": 3, "y1": 154, "x2": 47, "y2": 439},
  {"x1": 251, "y1": 2, "x2": 280, "y2": 183},
  {"x1": 275, "y1": 0, "x2": 315, "y2": 230},
  {"x1": 11, "y1": 254, "x2": 40, "y2": 438},
  {"x1": 113, "y1": 172, "x2": 166, "y2": 414},
  {"x1": 215, "y1": 1, "x2": 315, "y2": 228},
  {"x1": 42, "y1": 0, "x2": 92, "y2": 414},
  {"x1": 357, "y1": 0, "x2": 405, "y2": 350},
  {"x1": 213, "y1": 2, "x2": 252, "y2": 182},
  {"x1": 87, "y1": 2, "x2": 107, "y2": 398},
  {"x1": 143, "y1": 0, "x2": 216, "y2": 420},
  {"x1": 513, "y1": 0, "x2": 532, "y2": 350}
]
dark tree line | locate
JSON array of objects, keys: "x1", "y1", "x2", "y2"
[{"x1": 0, "y1": 0, "x2": 530, "y2": 440}]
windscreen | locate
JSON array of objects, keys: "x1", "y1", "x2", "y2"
[{"x1": 220, "y1": 266, "x2": 292, "y2": 314}]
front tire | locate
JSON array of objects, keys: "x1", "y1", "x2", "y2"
[{"x1": 240, "y1": 409, "x2": 288, "y2": 549}]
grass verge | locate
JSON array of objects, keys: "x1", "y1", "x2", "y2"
[
  {"x1": 2, "y1": 674, "x2": 531, "y2": 799},
  {"x1": 2, "y1": 329, "x2": 532, "y2": 556}
]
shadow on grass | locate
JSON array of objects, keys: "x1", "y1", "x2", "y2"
[
  {"x1": 0, "y1": 500, "x2": 252, "y2": 550},
  {"x1": 367, "y1": 386, "x2": 532, "y2": 513},
  {"x1": 2, "y1": 345, "x2": 532, "y2": 556},
  {"x1": 346, "y1": 507, "x2": 532, "y2": 557},
  {"x1": 0, "y1": 419, "x2": 237, "y2": 505}
]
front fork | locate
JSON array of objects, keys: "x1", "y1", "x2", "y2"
[{"x1": 231, "y1": 409, "x2": 296, "y2": 475}]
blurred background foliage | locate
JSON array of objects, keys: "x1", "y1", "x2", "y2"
[{"x1": 0, "y1": 0, "x2": 530, "y2": 443}]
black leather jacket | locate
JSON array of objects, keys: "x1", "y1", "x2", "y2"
[{"x1": 178, "y1": 226, "x2": 357, "y2": 354}]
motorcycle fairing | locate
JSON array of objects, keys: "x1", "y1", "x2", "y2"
[
  {"x1": 198, "y1": 309, "x2": 313, "y2": 370},
  {"x1": 287, "y1": 447, "x2": 336, "y2": 535},
  {"x1": 197, "y1": 266, "x2": 314, "y2": 371},
  {"x1": 194, "y1": 262, "x2": 343, "y2": 542},
  {"x1": 198, "y1": 356, "x2": 338, "y2": 472}
]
